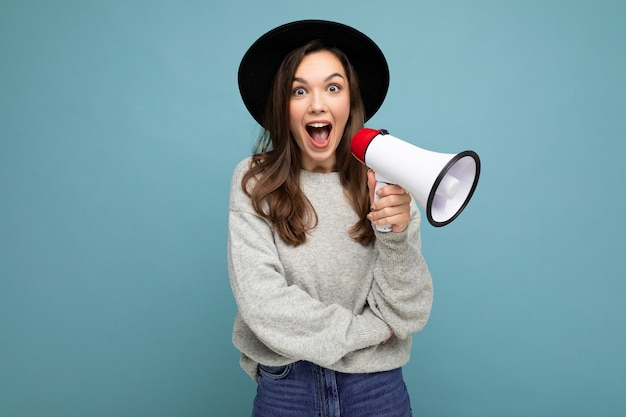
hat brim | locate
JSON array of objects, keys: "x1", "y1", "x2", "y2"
[{"x1": 238, "y1": 20, "x2": 389, "y2": 127}]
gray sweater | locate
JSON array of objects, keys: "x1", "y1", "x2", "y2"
[{"x1": 228, "y1": 158, "x2": 433, "y2": 381}]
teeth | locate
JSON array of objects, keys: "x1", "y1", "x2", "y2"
[{"x1": 307, "y1": 122, "x2": 329, "y2": 128}]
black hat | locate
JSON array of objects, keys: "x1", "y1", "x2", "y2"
[{"x1": 238, "y1": 20, "x2": 389, "y2": 127}]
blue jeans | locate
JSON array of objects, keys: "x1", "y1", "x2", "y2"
[{"x1": 252, "y1": 361, "x2": 412, "y2": 417}]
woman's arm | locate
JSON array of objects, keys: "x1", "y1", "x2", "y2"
[{"x1": 365, "y1": 170, "x2": 434, "y2": 340}]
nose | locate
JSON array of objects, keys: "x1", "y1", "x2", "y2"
[{"x1": 308, "y1": 91, "x2": 326, "y2": 113}]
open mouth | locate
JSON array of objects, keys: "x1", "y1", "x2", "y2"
[{"x1": 306, "y1": 122, "x2": 332, "y2": 147}]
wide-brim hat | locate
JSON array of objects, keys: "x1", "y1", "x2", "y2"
[{"x1": 238, "y1": 19, "x2": 389, "y2": 128}]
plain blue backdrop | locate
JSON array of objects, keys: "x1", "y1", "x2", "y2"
[{"x1": 1, "y1": 0, "x2": 624, "y2": 416}]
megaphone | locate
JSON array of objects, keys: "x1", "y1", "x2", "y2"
[{"x1": 351, "y1": 128, "x2": 480, "y2": 228}]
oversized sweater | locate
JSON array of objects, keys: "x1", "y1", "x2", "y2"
[{"x1": 227, "y1": 157, "x2": 433, "y2": 381}]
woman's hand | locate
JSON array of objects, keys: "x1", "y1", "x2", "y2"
[{"x1": 367, "y1": 170, "x2": 412, "y2": 233}]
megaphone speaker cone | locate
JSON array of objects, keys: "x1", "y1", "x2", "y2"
[{"x1": 428, "y1": 150, "x2": 480, "y2": 227}]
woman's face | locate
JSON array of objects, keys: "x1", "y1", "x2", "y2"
[{"x1": 289, "y1": 50, "x2": 350, "y2": 173}]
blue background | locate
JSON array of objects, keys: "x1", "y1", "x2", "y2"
[{"x1": 1, "y1": 1, "x2": 624, "y2": 416}]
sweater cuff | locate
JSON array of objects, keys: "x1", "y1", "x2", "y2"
[
  {"x1": 349, "y1": 307, "x2": 392, "y2": 350},
  {"x1": 374, "y1": 228, "x2": 414, "y2": 259}
]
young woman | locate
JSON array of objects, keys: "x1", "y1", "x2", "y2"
[{"x1": 229, "y1": 20, "x2": 433, "y2": 417}]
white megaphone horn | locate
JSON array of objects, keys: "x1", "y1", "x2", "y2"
[{"x1": 351, "y1": 128, "x2": 481, "y2": 228}]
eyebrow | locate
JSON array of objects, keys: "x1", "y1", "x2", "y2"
[{"x1": 293, "y1": 73, "x2": 345, "y2": 84}]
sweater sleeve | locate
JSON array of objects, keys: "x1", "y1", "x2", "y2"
[
  {"x1": 367, "y1": 201, "x2": 434, "y2": 340},
  {"x1": 227, "y1": 160, "x2": 391, "y2": 367}
]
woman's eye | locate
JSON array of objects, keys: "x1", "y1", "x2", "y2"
[
  {"x1": 293, "y1": 87, "x2": 306, "y2": 96},
  {"x1": 327, "y1": 84, "x2": 341, "y2": 93}
]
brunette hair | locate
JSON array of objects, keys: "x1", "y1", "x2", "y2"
[{"x1": 242, "y1": 40, "x2": 374, "y2": 246}]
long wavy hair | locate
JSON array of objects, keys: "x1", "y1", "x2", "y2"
[{"x1": 242, "y1": 40, "x2": 374, "y2": 246}]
